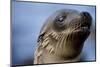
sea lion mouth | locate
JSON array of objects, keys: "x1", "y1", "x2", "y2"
[
  {"x1": 65, "y1": 12, "x2": 92, "y2": 53},
  {"x1": 72, "y1": 12, "x2": 92, "y2": 37},
  {"x1": 71, "y1": 26, "x2": 91, "y2": 47},
  {"x1": 72, "y1": 26, "x2": 90, "y2": 43}
]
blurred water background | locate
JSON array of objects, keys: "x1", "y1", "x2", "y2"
[{"x1": 12, "y1": 1, "x2": 96, "y2": 65}]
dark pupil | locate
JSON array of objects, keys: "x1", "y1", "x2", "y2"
[{"x1": 57, "y1": 15, "x2": 66, "y2": 22}]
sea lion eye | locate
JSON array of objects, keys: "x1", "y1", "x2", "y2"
[
  {"x1": 53, "y1": 14, "x2": 67, "y2": 30},
  {"x1": 53, "y1": 12, "x2": 67, "y2": 31},
  {"x1": 54, "y1": 14, "x2": 67, "y2": 28},
  {"x1": 57, "y1": 15, "x2": 66, "y2": 22}
]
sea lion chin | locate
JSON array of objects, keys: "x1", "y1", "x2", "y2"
[{"x1": 34, "y1": 9, "x2": 92, "y2": 64}]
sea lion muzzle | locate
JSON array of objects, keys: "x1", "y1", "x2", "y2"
[{"x1": 34, "y1": 9, "x2": 92, "y2": 64}]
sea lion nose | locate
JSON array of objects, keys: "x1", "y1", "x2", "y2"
[
  {"x1": 82, "y1": 12, "x2": 91, "y2": 19},
  {"x1": 81, "y1": 12, "x2": 92, "y2": 29}
]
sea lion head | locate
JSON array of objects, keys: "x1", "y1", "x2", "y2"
[{"x1": 39, "y1": 9, "x2": 92, "y2": 60}]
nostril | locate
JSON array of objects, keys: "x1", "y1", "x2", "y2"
[
  {"x1": 81, "y1": 12, "x2": 92, "y2": 29},
  {"x1": 81, "y1": 12, "x2": 92, "y2": 21},
  {"x1": 82, "y1": 12, "x2": 90, "y2": 17}
]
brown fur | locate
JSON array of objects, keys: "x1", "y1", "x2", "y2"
[{"x1": 34, "y1": 9, "x2": 92, "y2": 64}]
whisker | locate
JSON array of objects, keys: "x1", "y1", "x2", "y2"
[
  {"x1": 55, "y1": 33, "x2": 62, "y2": 54},
  {"x1": 62, "y1": 35, "x2": 67, "y2": 53},
  {"x1": 60, "y1": 34, "x2": 64, "y2": 49},
  {"x1": 71, "y1": 21, "x2": 82, "y2": 32}
]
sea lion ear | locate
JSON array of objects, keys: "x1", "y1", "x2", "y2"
[{"x1": 37, "y1": 33, "x2": 45, "y2": 42}]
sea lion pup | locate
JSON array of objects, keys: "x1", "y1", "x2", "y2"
[{"x1": 34, "y1": 9, "x2": 92, "y2": 64}]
